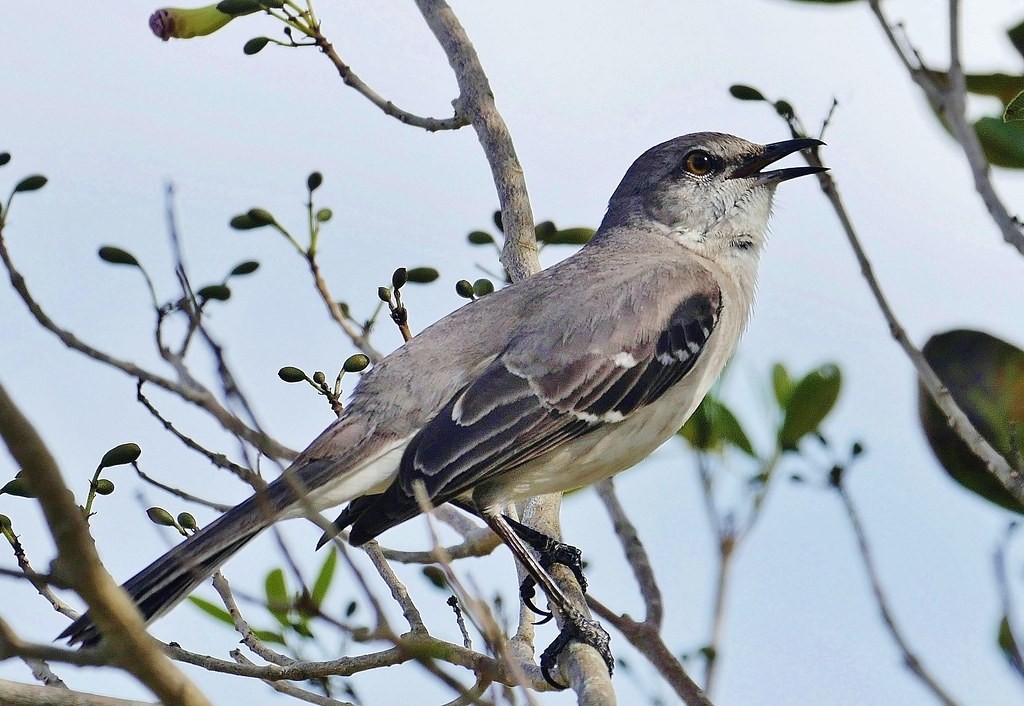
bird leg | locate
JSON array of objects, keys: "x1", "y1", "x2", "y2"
[
  {"x1": 502, "y1": 515, "x2": 588, "y2": 623},
  {"x1": 484, "y1": 513, "x2": 612, "y2": 689}
]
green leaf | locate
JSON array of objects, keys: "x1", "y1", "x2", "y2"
[
  {"x1": 13, "y1": 175, "x2": 47, "y2": 193},
  {"x1": 315, "y1": 208, "x2": 332, "y2": 223},
  {"x1": 975, "y1": 117, "x2": 1024, "y2": 168},
  {"x1": 455, "y1": 279, "x2": 475, "y2": 299},
  {"x1": 467, "y1": 230, "x2": 494, "y2": 245},
  {"x1": 0, "y1": 478, "x2": 34, "y2": 498},
  {"x1": 197, "y1": 284, "x2": 231, "y2": 302},
  {"x1": 307, "y1": 171, "x2": 323, "y2": 191},
  {"x1": 473, "y1": 278, "x2": 494, "y2": 297},
  {"x1": 1009, "y1": 21, "x2": 1024, "y2": 62},
  {"x1": 246, "y1": 208, "x2": 276, "y2": 226},
  {"x1": 778, "y1": 364, "x2": 841, "y2": 450},
  {"x1": 278, "y1": 366, "x2": 307, "y2": 383},
  {"x1": 94, "y1": 478, "x2": 115, "y2": 495},
  {"x1": 243, "y1": 37, "x2": 270, "y2": 55},
  {"x1": 392, "y1": 267, "x2": 408, "y2": 290},
  {"x1": 217, "y1": 0, "x2": 284, "y2": 15},
  {"x1": 99, "y1": 442, "x2": 142, "y2": 468},
  {"x1": 774, "y1": 100, "x2": 795, "y2": 120},
  {"x1": 919, "y1": 329, "x2": 1024, "y2": 514},
  {"x1": 229, "y1": 213, "x2": 264, "y2": 230},
  {"x1": 343, "y1": 354, "x2": 370, "y2": 373},
  {"x1": 0, "y1": 152, "x2": 10, "y2": 167},
  {"x1": 98, "y1": 444, "x2": 140, "y2": 470},
  {"x1": 98, "y1": 246, "x2": 140, "y2": 267},
  {"x1": 311, "y1": 548, "x2": 337, "y2": 608},
  {"x1": 189, "y1": 596, "x2": 235, "y2": 626},
  {"x1": 544, "y1": 227, "x2": 596, "y2": 246},
  {"x1": 253, "y1": 629, "x2": 286, "y2": 644},
  {"x1": 406, "y1": 267, "x2": 439, "y2": 283},
  {"x1": 997, "y1": 615, "x2": 1023, "y2": 673},
  {"x1": 264, "y1": 568, "x2": 290, "y2": 626},
  {"x1": 535, "y1": 220, "x2": 557, "y2": 243},
  {"x1": 147, "y1": 507, "x2": 176, "y2": 527},
  {"x1": 422, "y1": 566, "x2": 447, "y2": 589},
  {"x1": 1005, "y1": 91, "x2": 1024, "y2": 123},
  {"x1": 729, "y1": 84, "x2": 766, "y2": 101},
  {"x1": 772, "y1": 362, "x2": 794, "y2": 410},
  {"x1": 230, "y1": 260, "x2": 260, "y2": 276},
  {"x1": 679, "y1": 395, "x2": 756, "y2": 457},
  {"x1": 964, "y1": 73, "x2": 1024, "y2": 104},
  {"x1": 492, "y1": 209, "x2": 504, "y2": 233}
]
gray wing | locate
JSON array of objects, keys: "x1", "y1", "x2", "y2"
[{"x1": 345, "y1": 288, "x2": 721, "y2": 544}]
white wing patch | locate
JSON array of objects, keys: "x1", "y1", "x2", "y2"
[{"x1": 612, "y1": 351, "x2": 638, "y2": 369}]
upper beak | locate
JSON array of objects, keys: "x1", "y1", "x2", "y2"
[{"x1": 730, "y1": 137, "x2": 827, "y2": 183}]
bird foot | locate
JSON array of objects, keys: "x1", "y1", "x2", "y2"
[
  {"x1": 540, "y1": 613, "x2": 613, "y2": 689},
  {"x1": 504, "y1": 516, "x2": 588, "y2": 622}
]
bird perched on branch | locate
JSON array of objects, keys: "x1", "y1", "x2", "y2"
[{"x1": 62, "y1": 131, "x2": 825, "y2": 685}]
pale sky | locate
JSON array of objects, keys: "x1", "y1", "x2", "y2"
[{"x1": 2, "y1": 2, "x2": 1024, "y2": 705}]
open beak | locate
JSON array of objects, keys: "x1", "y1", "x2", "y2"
[{"x1": 730, "y1": 137, "x2": 827, "y2": 184}]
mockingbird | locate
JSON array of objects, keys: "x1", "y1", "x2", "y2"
[{"x1": 61, "y1": 132, "x2": 825, "y2": 683}]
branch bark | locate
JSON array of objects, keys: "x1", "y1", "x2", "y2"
[
  {"x1": 0, "y1": 381, "x2": 212, "y2": 706},
  {"x1": 867, "y1": 0, "x2": 1024, "y2": 256},
  {"x1": 0, "y1": 678, "x2": 158, "y2": 706}
]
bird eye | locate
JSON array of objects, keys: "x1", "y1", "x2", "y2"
[{"x1": 683, "y1": 150, "x2": 714, "y2": 176}]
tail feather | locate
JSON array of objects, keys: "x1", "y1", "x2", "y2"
[{"x1": 59, "y1": 493, "x2": 275, "y2": 646}]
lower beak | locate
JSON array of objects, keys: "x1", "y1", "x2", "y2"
[{"x1": 731, "y1": 137, "x2": 827, "y2": 183}]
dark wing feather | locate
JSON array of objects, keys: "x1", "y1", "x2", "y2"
[{"x1": 346, "y1": 290, "x2": 721, "y2": 544}]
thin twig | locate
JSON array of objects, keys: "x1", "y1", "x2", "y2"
[
  {"x1": 0, "y1": 382, "x2": 213, "y2": 705},
  {"x1": 232, "y1": 651, "x2": 355, "y2": 706},
  {"x1": 795, "y1": 147, "x2": 1022, "y2": 505},
  {"x1": 2, "y1": 527, "x2": 79, "y2": 618},
  {"x1": 867, "y1": 0, "x2": 1024, "y2": 255},
  {"x1": 586, "y1": 598, "x2": 714, "y2": 706},
  {"x1": 835, "y1": 481, "x2": 960, "y2": 706},
  {"x1": 212, "y1": 571, "x2": 293, "y2": 667},
  {"x1": 307, "y1": 254, "x2": 383, "y2": 362},
  {"x1": 313, "y1": 33, "x2": 469, "y2": 133},
  {"x1": 0, "y1": 677, "x2": 158, "y2": 706},
  {"x1": 0, "y1": 227, "x2": 294, "y2": 462},
  {"x1": 414, "y1": 0, "x2": 540, "y2": 282},
  {"x1": 136, "y1": 380, "x2": 261, "y2": 488},
  {"x1": 594, "y1": 479, "x2": 663, "y2": 628},
  {"x1": 994, "y1": 523, "x2": 1024, "y2": 681}
]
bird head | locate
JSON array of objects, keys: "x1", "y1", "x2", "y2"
[{"x1": 603, "y1": 132, "x2": 825, "y2": 258}]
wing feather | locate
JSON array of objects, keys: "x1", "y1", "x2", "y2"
[{"x1": 345, "y1": 287, "x2": 722, "y2": 544}]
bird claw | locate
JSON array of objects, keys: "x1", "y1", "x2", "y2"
[
  {"x1": 539, "y1": 615, "x2": 613, "y2": 689},
  {"x1": 518, "y1": 576, "x2": 554, "y2": 624},
  {"x1": 504, "y1": 516, "x2": 589, "y2": 594}
]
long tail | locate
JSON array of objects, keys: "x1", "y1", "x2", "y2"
[{"x1": 59, "y1": 490, "x2": 282, "y2": 647}]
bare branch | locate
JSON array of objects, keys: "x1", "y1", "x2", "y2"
[
  {"x1": 0, "y1": 229, "x2": 294, "y2": 462},
  {"x1": 797, "y1": 148, "x2": 1023, "y2": 505},
  {"x1": 0, "y1": 677, "x2": 158, "y2": 706},
  {"x1": 0, "y1": 382, "x2": 213, "y2": 706},
  {"x1": 867, "y1": 0, "x2": 1024, "y2": 255},
  {"x1": 232, "y1": 651, "x2": 355, "y2": 706},
  {"x1": 595, "y1": 479, "x2": 663, "y2": 628},
  {"x1": 834, "y1": 481, "x2": 960, "y2": 706},
  {"x1": 312, "y1": 33, "x2": 469, "y2": 133},
  {"x1": 414, "y1": 0, "x2": 540, "y2": 282},
  {"x1": 136, "y1": 381, "x2": 260, "y2": 489},
  {"x1": 587, "y1": 599, "x2": 714, "y2": 706},
  {"x1": 211, "y1": 572, "x2": 293, "y2": 667},
  {"x1": 306, "y1": 254, "x2": 384, "y2": 362},
  {"x1": 2, "y1": 523, "x2": 78, "y2": 618}
]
